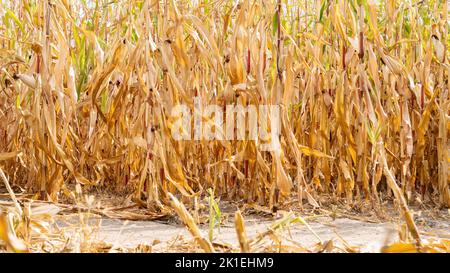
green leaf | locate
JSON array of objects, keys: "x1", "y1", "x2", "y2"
[
  {"x1": 4, "y1": 8, "x2": 25, "y2": 34},
  {"x1": 132, "y1": 28, "x2": 139, "y2": 43},
  {"x1": 207, "y1": 188, "x2": 221, "y2": 241},
  {"x1": 272, "y1": 12, "x2": 279, "y2": 37},
  {"x1": 349, "y1": 0, "x2": 358, "y2": 13},
  {"x1": 319, "y1": 0, "x2": 328, "y2": 23}
]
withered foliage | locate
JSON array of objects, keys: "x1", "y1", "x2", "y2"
[{"x1": 0, "y1": 0, "x2": 449, "y2": 252}]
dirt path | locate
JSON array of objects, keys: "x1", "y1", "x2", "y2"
[
  {"x1": 62, "y1": 215, "x2": 448, "y2": 252},
  {"x1": 3, "y1": 196, "x2": 447, "y2": 252}
]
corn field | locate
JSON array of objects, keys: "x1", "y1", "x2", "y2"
[{"x1": 0, "y1": 0, "x2": 449, "y2": 250}]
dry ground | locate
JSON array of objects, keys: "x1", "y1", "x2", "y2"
[
  {"x1": 66, "y1": 216, "x2": 449, "y2": 252},
  {"x1": 2, "y1": 192, "x2": 449, "y2": 252},
  {"x1": 54, "y1": 196, "x2": 450, "y2": 252}
]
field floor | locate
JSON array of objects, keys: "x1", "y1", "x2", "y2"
[
  {"x1": 1, "y1": 192, "x2": 449, "y2": 252},
  {"x1": 62, "y1": 213, "x2": 449, "y2": 252},
  {"x1": 53, "y1": 194, "x2": 449, "y2": 253}
]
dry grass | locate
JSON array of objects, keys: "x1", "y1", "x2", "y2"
[{"x1": 0, "y1": 0, "x2": 449, "y2": 252}]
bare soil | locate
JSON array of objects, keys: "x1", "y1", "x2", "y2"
[{"x1": 57, "y1": 212, "x2": 449, "y2": 252}]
